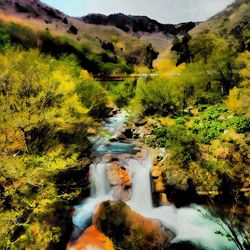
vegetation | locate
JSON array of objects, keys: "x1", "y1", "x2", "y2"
[
  {"x1": 107, "y1": 79, "x2": 137, "y2": 108},
  {"x1": 130, "y1": 3, "x2": 250, "y2": 247},
  {"x1": 0, "y1": 0, "x2": 249, "y2": 249},
  {"x1": 0, "y1": 48, "x2": 109, "y2": 249}
]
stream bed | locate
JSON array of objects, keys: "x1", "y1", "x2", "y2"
[{"x1": 70, "y1": 111, "x2": 239, "y2": 250}]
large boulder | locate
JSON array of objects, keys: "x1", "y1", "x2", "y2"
[{"x1": 93, "y1": 201, "x2": 175, "y2": 249}]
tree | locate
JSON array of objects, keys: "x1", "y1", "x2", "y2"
[
  {"x1": 0, "y1": 49, "x2": 97, "y2": 152},
  {"x1": 171, "y1": 34, "x2": 193, "y2": 66},
  {"x1": 207, "y1": 51, "x2": 239, "y2": 95}
]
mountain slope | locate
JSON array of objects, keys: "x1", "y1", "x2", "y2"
[
  {"x1": 0, "y1": 0, "x2": 159, "y2": 74},
  {"x1": 81, "y1": 13, "x2": 196, "y2": 36},
  {"x1": 191, "y1": 0, "x2": 250, "y2": 47},
  {"x1": 81, "y1": 13, "x2": 196, "y2": 52}
]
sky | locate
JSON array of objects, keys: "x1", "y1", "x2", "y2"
[{"x1": 41, "y1": 0, "x2": 235, "y2": 24}]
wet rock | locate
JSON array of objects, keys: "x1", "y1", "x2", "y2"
[
  {"x1": 108, "y1": 107, "x2": 119, "y2": 117},
  {"x1": 93, "y1": 201, "x2": 175, "y2": 248},
  {"x1": 165, "y1": 241, "x2": 202, "y2": 250},
  {"x1": 113, "y1": 185, "x2": 132, "y2": 201},
  {"x1": 154, "y1": 178, "x2": 165, "y2": 192},
  {"x1": 107, "y1": 162, "x2": 121, "y2": 185},
  {"x1": 107, "y1": 162, "x2": 132, "y2": 201},
  {"x1": 152, "y1": 165, "x2": 162, "y2": 178}
]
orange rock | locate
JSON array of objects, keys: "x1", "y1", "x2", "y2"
[
  {"x1": 107, "y1": 163, "x2": 132, "y2": 187},
  {"x1": 107, "y1": 163, "x2": 132, "y2": 201},
  {"x1": 107, "y1": 162, "x2": 121, "y2": 185},
  {"x1": 119, "y1": 167, "x2": 132, "y2": 187},
  {"x1": 87, "y1": 127, "x2": 96, "y2": 135},
  {"x1": 154, "y1": 177, "x2": 165, "y2": 192},
  {"x1": 67, "y1": 225, "x2": 114, "y2": 250},
  {"x1": 152, "y1": 165, "x2": 162, "y2": 177}
]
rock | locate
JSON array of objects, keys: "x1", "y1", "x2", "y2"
[
  {"x1": 93, "y1": 201, "x2": 175, "y2": 248},
  {"x1": 67, "y1": 225, "x2": 114, "y2": 250},
  {"x1": 104, "y1": 154, "x2": 118, "y2": 163},
  {"x1": 108, "y1": 108, "x2": 119, "y2": 117},
  {"x1": 154, "y1": 177, "x2": 165, "y2": 192},
  {"x1": 152, "y1": 165, "x2": 162, "y2": 178},
  {"x1": 109, "y1": 137, "x2": 119, "y2": 142},
  {"x1": 109, "y1": 131, "x2": 127, "y2": 142},
  {"x1": 133, "y1": 131, "x2": 140, "y2": 139},
  {"x1": 113, "y1": 185, "x2": 132, "y2": 201},
  {"x1": 68, "y1": 25, "x2": 78, "y2": 35},
  {"x1": 134, "y1": 118, "x2": 147, "y2": 127},
  {"x1": 107, "y1": 163, "x2": 132, "y2": 201},
  {"x1": 121, "y1": 128, "x2": 134, "y2": 138},
  {"x1": 116, "y1": 132, "x2": 127, "y2": 141},
  {"x1": 166, "y1": 241, "x2": 202, "y2": 250},
  {"x1": 86, "y1": 127, "x2": 96, "y2": 135},
  {"x1": 160, "y1": 193, "x2": 168, "y2": 205},
  {"x1": 107, "y1": 162, "x2": 121, "y2": 185}
]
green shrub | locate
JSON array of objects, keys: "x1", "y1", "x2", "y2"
[
  {"x1": 76, "y1": 78, "x2": 109, "y2": 117},
  {"x1": 175, "y1": 115, "x2": 190, "y2": 125},
  {"x1": 228, "y1": 117, "x2": 250, "y2": 133},
  {"x1": 154, "y1": 125, "x2": 199, "y2": 166},
  {"x1": 109, "y1": 79, "x2": 136, "y2": 107}
]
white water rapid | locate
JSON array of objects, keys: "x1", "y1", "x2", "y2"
[{"x1": 72, "y1": 111, "x2": 239, "y2": 249}]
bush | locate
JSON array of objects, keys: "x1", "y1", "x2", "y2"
[
  {"x1": 134, "y1": 77, "x2": 179, "y2": 115},
  {"x1": 109, "y1": 79, "x2": 136, "y2": 107},
  {"x1": 154, "y1": 125, "x2": 199, "y2": 166},
  {"x1": 228, "y1": 117, "x2": 250, "y2": 133},
  {"x1": 76, "y1": 78, "x2": 109, "y2": 117}
]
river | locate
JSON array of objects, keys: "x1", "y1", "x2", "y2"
[{"x1": 70, "y1": 111, "x2": 239, "y2": 250}]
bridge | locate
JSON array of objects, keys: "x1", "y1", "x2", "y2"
[{"x1": 93, "y1": 73, "x2": 159, "y2": 81}]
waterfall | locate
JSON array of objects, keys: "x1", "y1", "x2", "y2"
[
  {"x1": 71, "y1": 112, "x2": 239, "y2": 249},
  {"x1": 90, "y1": 162, "x2": 110, "y2": 197},
  {"x1": 127, "y1": 154, "x2": 153, "y2": 211}
]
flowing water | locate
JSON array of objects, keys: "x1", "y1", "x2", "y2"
[{"x1": 71, "y1": 111, "x2": 239, "y2": 249}]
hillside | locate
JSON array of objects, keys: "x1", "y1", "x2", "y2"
[
  {"x1": 191, "y1": 0, "x2": 250, "y2": 50},
  {"x1": 154, "y1": 0, "x2": 250, "y2": 72},
  {"x1": 0, "y1": 0, "x2": 159, "y2": 74},
  {"x1": 0, "y1": 0, "x2": 198, "y2": 74}
]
